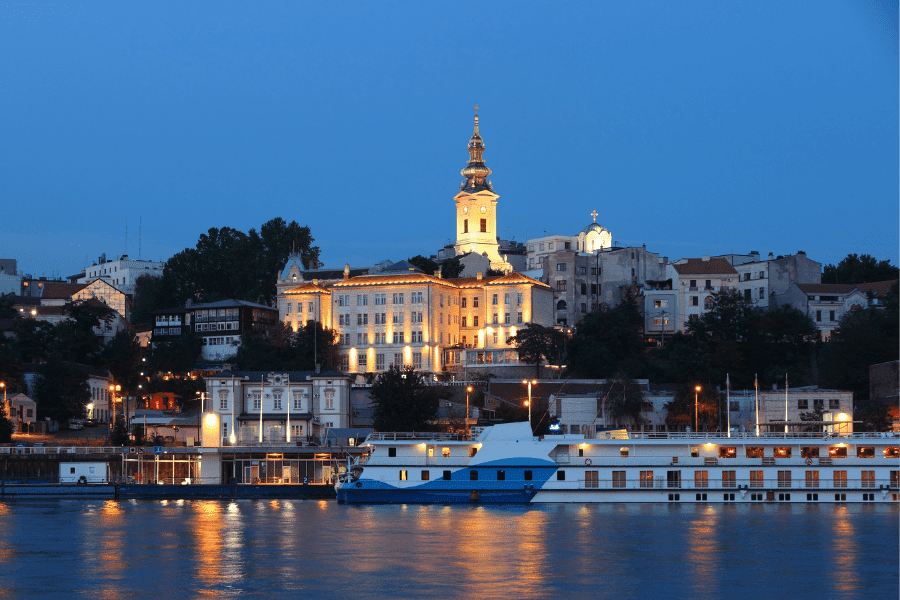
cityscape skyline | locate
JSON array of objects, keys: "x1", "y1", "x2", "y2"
[{"x1": 1, "y1": 2, "x2": 897, "y2": 278}]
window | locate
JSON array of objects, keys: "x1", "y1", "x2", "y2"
[
  {"x1": 777, "y1": 471, "x2": 791, "y2": 488},
  {"x1": 325, "y1": 390, "x2": 334, "y2": 410},
  {"x1": 612, "y1": 471, "x2": 626, "y2": 488},
  {"x1": 286, "y1": 303, "x2": 292, "y2": 314},
  {"x1": 219, "y1": 396, "x2": 228, "y2": 410},
  {"x1": 473, "y1": 316, "x2": 479, "y2": 327},
  {"x1": 695, "y1": 471, "x2": 708, "y2": 488},
  {"x1": 639, "y1": 471, "x2": 654, "y2": 488},
  {"x1": 470, "y1": 471, "x2": 478, "y2": 481},
  {"x1": 517, "y1": 293, "x2": 523, "y2": 305},
  {"x1": 556, "y1": 263, "x2": 567, "y2": 271},
  {"x1": 691, "y1": 296, "x2": 699, "y2": 306},
  {"x1": 750, "y1": 471, "x2": 763, "y2": 488},
  {"x1": 413, "y1": 352, "x2": 422, "y2": 369},
  {"x1": 805, "y1": 471, "x2": 819, "y2": 488},
  {"x1": 557, "y1": 281, "x2": 567, "y2": 291},
  {"x1": 393, "y1": 293, "x2": 404, "y2": 304},
  {"x1": 461, "y1": 316, "x2": 467, "y2": 327},
  {"x1": 293, "y1": 393, "x2": 303, "y2": 410},
  {"x1": 421, "y1": 470, "x2": 430, "y2": 481},
  {"x1": 492, "y1": 294, "x2": 498, "y2": 305},
  {"x1": 252, "y1": 393, "x2": 261, "y2": 410},
  {"x1": 497, "y1": 470, "x2": 505, "y2": 481},
  {"x1": 833, "y1": 470, "x2": 847, "y2": 488},
  {"x1": 557, "y1": 471, "x2": 566, "y2": 481},
  {"x1": 800, "y1": 447, "x2": 819, "y2": 459},
  {"x1": 690, "y1": 280, "x2": 697, "y2": 288},
  {"x1": 759, "y1": 288, "x2": 765, "y2": 299},
  {"x1": 816, "y1": 310, "x2": 822, "y2": 322},
  {"x1": 273, "y1": 394, "x2": 282, "y2": 410},
  {"x1": 375, "y1": 294, "x2": 386, "y2": 306},
  {"x1": 480, "y1": 218, "x2": 487, "y2": 232},
  {"x1": 388, "y1": 447, "x2": 397, "y2": 457},
  {"x1": 585, "y1": 471, "x2": 598, "y2": 488},
  {"x1": 813, "y1": 398, "x2": 824, "y2": 410},
  {"x1": 504, "y1": 313, "x2": 510, "y2": 324},
  {"x1": 393, "y1": 353, "x2": 402, "y2": 366},
  {"x1": 722, "y1": 471, "x2": 736, "y2": 488},
  {"x1": 885, "y1": 447, "x2": 899, "y2": 459},
  {"x1": 517, "y1": 312, "x2": 523, "y2": 323},
  {"x1": 620, "y1": 447, "x2": 629, "y2": 457},
  {"x1": 358, "y1": 294, "x2": 368, "y2": 306},
  {"x1": 357, "y1": 313, "x2": 368, "y2": 325},
  {"x1": 797, "y1": 399, "x2": 808, "y2": 410},
  {"x1": 504, "y1": 293, "x2": 510, "y2": 304},
  {"x1": 473, "y1": 296, "x2": 479, "y2": 307},
  {"x1": 524, "y1": 470, "x2": 532, "y2": 481},
  {"x1": 774, "y1": 447, "x2": 791, "y2": 458},
  {"x1": 463, "y1": 219, "x2": 468, "y2": 233},
  {"x1": 857, "y1": 446, "x2": 874, "y2": 458},
  {"x1": 461, "y1": 298, "x2": 467, "y2": 308},
  {"x1": 861, "y1": 470, "x2": 875, "y2": 488},
  {"x1": 358, "y1": 355, "x2": 367, "y2": 369},
  {"x1": 400, "y1": 470, "x2": 408, "y2": 481},
  {"x1": 829, "y1": 445, "x2": 847, "y2": 458},
  {"x1": 376, "y1": 354, "x2": 385, "y2": 370},
  {"x1": 718, "y1": 447, "x2": 736, "y2": 459},
  {"x1": 829, "y1": 310, "x2": 835, "y2": 321},
  {"x1": 443, "y1": 471, "x2": 451, "y2": 481},
  {"x1": 829, "y1": 398, "x2": 840, "y2": 409},
  {"x1": 469, "y1": 447, "x2": 478, "y2": 457}
]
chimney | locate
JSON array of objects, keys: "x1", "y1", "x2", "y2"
[
  {"x1": 343, "y1": 263, "x2": 350, "y2": 280},
  {"x1": 434, "y1": 270, "x2": 442, "y2": 279},
  {"x1": 476, "y1": 272, "x2": 483, "y2": 280},
  {"x1": 701, "y1": 255, "x2": 710, "y2": 262},
  {"x1": 315, "y1": 363, "x2": 321, "y2": 374},
  {"x1": 768, "y1": 253, "x2": 774, "y2": 261},
  {"x1": 313, "y1": 279, "x2": 318, "y2": 286}
]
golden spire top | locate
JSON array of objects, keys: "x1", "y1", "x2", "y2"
[{"x1": 460, "y1": 106, "x2": 492, "y2": 192}]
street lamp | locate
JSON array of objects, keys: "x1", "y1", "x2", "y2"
[
  {"x1": 694, "y1": 385, "x2": 701, "y2": 433},
  {"x1": 109, "y1": 384, "x2": 121, "y2": 425},
  {"x1": 466, "y1": 386, "x2": 473, "y2": 436},
  {"x1": 523, "y1": 379, "x2": 537, "y2": 433},
  {"x1": 1, "y1": 382, "x2": 6, "y2": 420}
]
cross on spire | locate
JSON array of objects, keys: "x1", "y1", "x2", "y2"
[
  {"x1": 590, "y1": 210, "x2": 598, "y2": 223},
  {"x1": 473, "y1": 104, "x2": 479, "y2": 114}
]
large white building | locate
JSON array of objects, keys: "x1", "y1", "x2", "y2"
[{"x1": 75, "y1": 254, "x2": 165, "y2": 296}]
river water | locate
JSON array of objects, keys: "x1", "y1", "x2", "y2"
[{"x1": 0, "y1": 499, "x2": 895, "y2": 599}]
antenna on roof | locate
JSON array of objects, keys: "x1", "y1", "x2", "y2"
[{"x1": 139, "y1": 216, "x2": 142, "y2": 259}]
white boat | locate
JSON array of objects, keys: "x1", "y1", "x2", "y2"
[{"x1": 335, "y1": 422, "x2": 900, "y2": 503}]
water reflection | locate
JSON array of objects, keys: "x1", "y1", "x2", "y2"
[{"x1": 0, "y1": 501, "x2": 894, "y2": 599}]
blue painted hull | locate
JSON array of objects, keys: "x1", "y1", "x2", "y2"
[{"x1": 336, "y1": 486, "x2": 537, "y2": 503}]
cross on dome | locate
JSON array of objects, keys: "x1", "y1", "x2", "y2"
[{"x1": 591, "y1": 210, "x2": 598, "y2": 223}]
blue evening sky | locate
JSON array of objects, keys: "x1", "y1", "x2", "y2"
[{"x1": 1, "y1": 1, "x2": 897, "y2": 278}]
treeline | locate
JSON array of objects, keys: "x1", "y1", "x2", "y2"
[{"x1": 131, "y1": 218, "x2": 320, "y2": 324}]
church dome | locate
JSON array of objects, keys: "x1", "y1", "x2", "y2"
[
  {"x1": 460, "y1": 108, "x2": 492, "y2": 192},
  {"x1": 582, "y1": 222, "x2": 608, "y2": 235}
]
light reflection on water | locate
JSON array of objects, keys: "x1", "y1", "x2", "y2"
[{"x1": 0, "y1": 500, "x2": 894, "y2": 600}]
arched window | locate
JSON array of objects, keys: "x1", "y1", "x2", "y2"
[{"x1": 557, "y1": 300, "x2": 567, "y2": 310}]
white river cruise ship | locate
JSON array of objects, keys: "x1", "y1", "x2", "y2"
[{"x1": 336, "y1": 422, "x2": 900, "y2": 504}]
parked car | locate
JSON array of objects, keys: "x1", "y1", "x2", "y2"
[
  {"x1": 68, "y1": 419, "x2": 84, "y2": 430},
  {"x1": 84, "y1": 418, "x2": 98, "y2": 428}
]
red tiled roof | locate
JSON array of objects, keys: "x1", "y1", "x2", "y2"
[
  {"x1": 483, "y1": 272, "x2": 550, "y2": 288},
  {"x1": 39, "y1": 282, "x2": 87, "y2": 299},
  {"x1": 331, "y1": 273, "x2": 457, "y2": 288},
  {"x1": 854, "y1": 280, "x2": 898, "y2": 297},
  {"x1": 284, "y1": 282, "x2": 332, "y2": 294},
  {"x1": 672, "y1": 258, "x2": 738, "y2": 276}
]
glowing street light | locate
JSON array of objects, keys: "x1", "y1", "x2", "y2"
[
  {"x1": 466, "y1": 386, "x2": 473, "y2": 437},
  {"x1": 694, "y1": 385, "x2": 701, "y2": 433},
  {"x1": 523, "y1": 379, "x2": 537, "y2": 433}
]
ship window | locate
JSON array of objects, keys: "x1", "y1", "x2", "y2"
[
  {"x1": 857, "y1": 447, "x2": 874, "y2": 458},
  {"x1": 801, "y1": 447, "x2": 820, "y2": 459},
  {"x1": 469, "y1": 447, "x2": 478, "y2": 457},
  {"x1": 421, "y1": 470, "x2": 430, "y2": 481},
  {"x1": 690, "y1": 447, "x2": 699, "y2": 458},
  {"x1": 612, "y1": 471, "x2": 626, "y2": 488},
  {"x1": 885, "y1": 447, "x2": 899, "y2": 458},
  {"x1": 829, "y1": 445, "x2": 848, "y2": 458},
  {"x1": 399, "y1": 470, "x2": 407, "y2": 481},
  {"x1": 442, "y1": 447, "x2": 451, "y2": 458},
  {"x1": 443, "y1": 470, "x2": 451, "y2": 481},
  {"x1": 388, "y1": 447, "x2": 397, "y2": 457},
  {"x1": 470, "y1": 470, "x2": 478, "y2": 481},
  {"x1": 774, "y1": 447, "x2": 791, "y2": 458},
  {"x1": 750, "y1": 471, "x2": 764, "y2": 488},
  {"x1": 557, "y1": 471, "x2": 565, "y2": 481},
  {"x1": 524, "y1": 470, "x2": 533, "y2": 481},
  {"x1": 578, "y1": 448, "x2": 584, "y2": 457},
  {"x1": 585, "y1": 471, "x2": 599, "y2": 488},
  {"x1": 746, "y1": 447, "x2": 763, "y2": 458},
  {"x1": 620, "y1": 447, "x2": 629, "y2": 457},
  {"x1": 718, "y1": 447, "x2": 736, "y2": 459},
  {"x1": 497, "y1": 470, "x2": 505, "y2": 481}
]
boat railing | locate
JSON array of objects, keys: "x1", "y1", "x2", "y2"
[
  {"x1": 574, "y1": 477, "x2": 899, "y2": 491},
  {"x1": 626, "y1": 431, "x2": 898, "y2": 441},
  {"x1": 366, "y1": 432, "x2": 466, "y2": 441}
]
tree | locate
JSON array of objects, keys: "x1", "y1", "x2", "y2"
[
  {"x1": 33, "y1": 358, "x2": 91, "y2": 423},
  {"x1": 598, "y1": 376, "x2": 646, "y2": 429},
  {"x1": 664, "y1": 384, "x2": 721, "y2": 432},
  {"x1": 0, "y1": 410, "x2": 12, "y2": 442},
  {"x1": 568, "y1": 290, "x2": 646, "y2": 378},
  {"x1": 822, "y1": 253, "x2": 899, "y2": 284},
  {"x1": 408, "y1": 255, "x2": 439, "y2": 275},
  {"x1": 507, "y1": 323, "x2": 565, "y2": 378},
  {"x1": 0, "y1": 294, "x2": 19, "y2": 319},
  {"x1": 440, "y1": 257, "x2": 463, "y2": 279},
  {"x1": 130, "y1": 274, "x2": 172, "y2": 326},
  {"x1": 150, "y1": 330, "x2": 203, "y2": 375},
  {"x1": 370, "y1": 366, "x2": 444, "y2": 432},
  {"x1": 101, "y1": 329, "x2": 145, "y2": 394}
]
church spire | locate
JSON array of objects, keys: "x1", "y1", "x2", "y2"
[{"x1": 460, "y1": 105, "x2": 492, "y2": 192}]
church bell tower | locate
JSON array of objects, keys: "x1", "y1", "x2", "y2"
[{"x1": 453, "y1": 106, "x2": 509, "y2": 272}]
